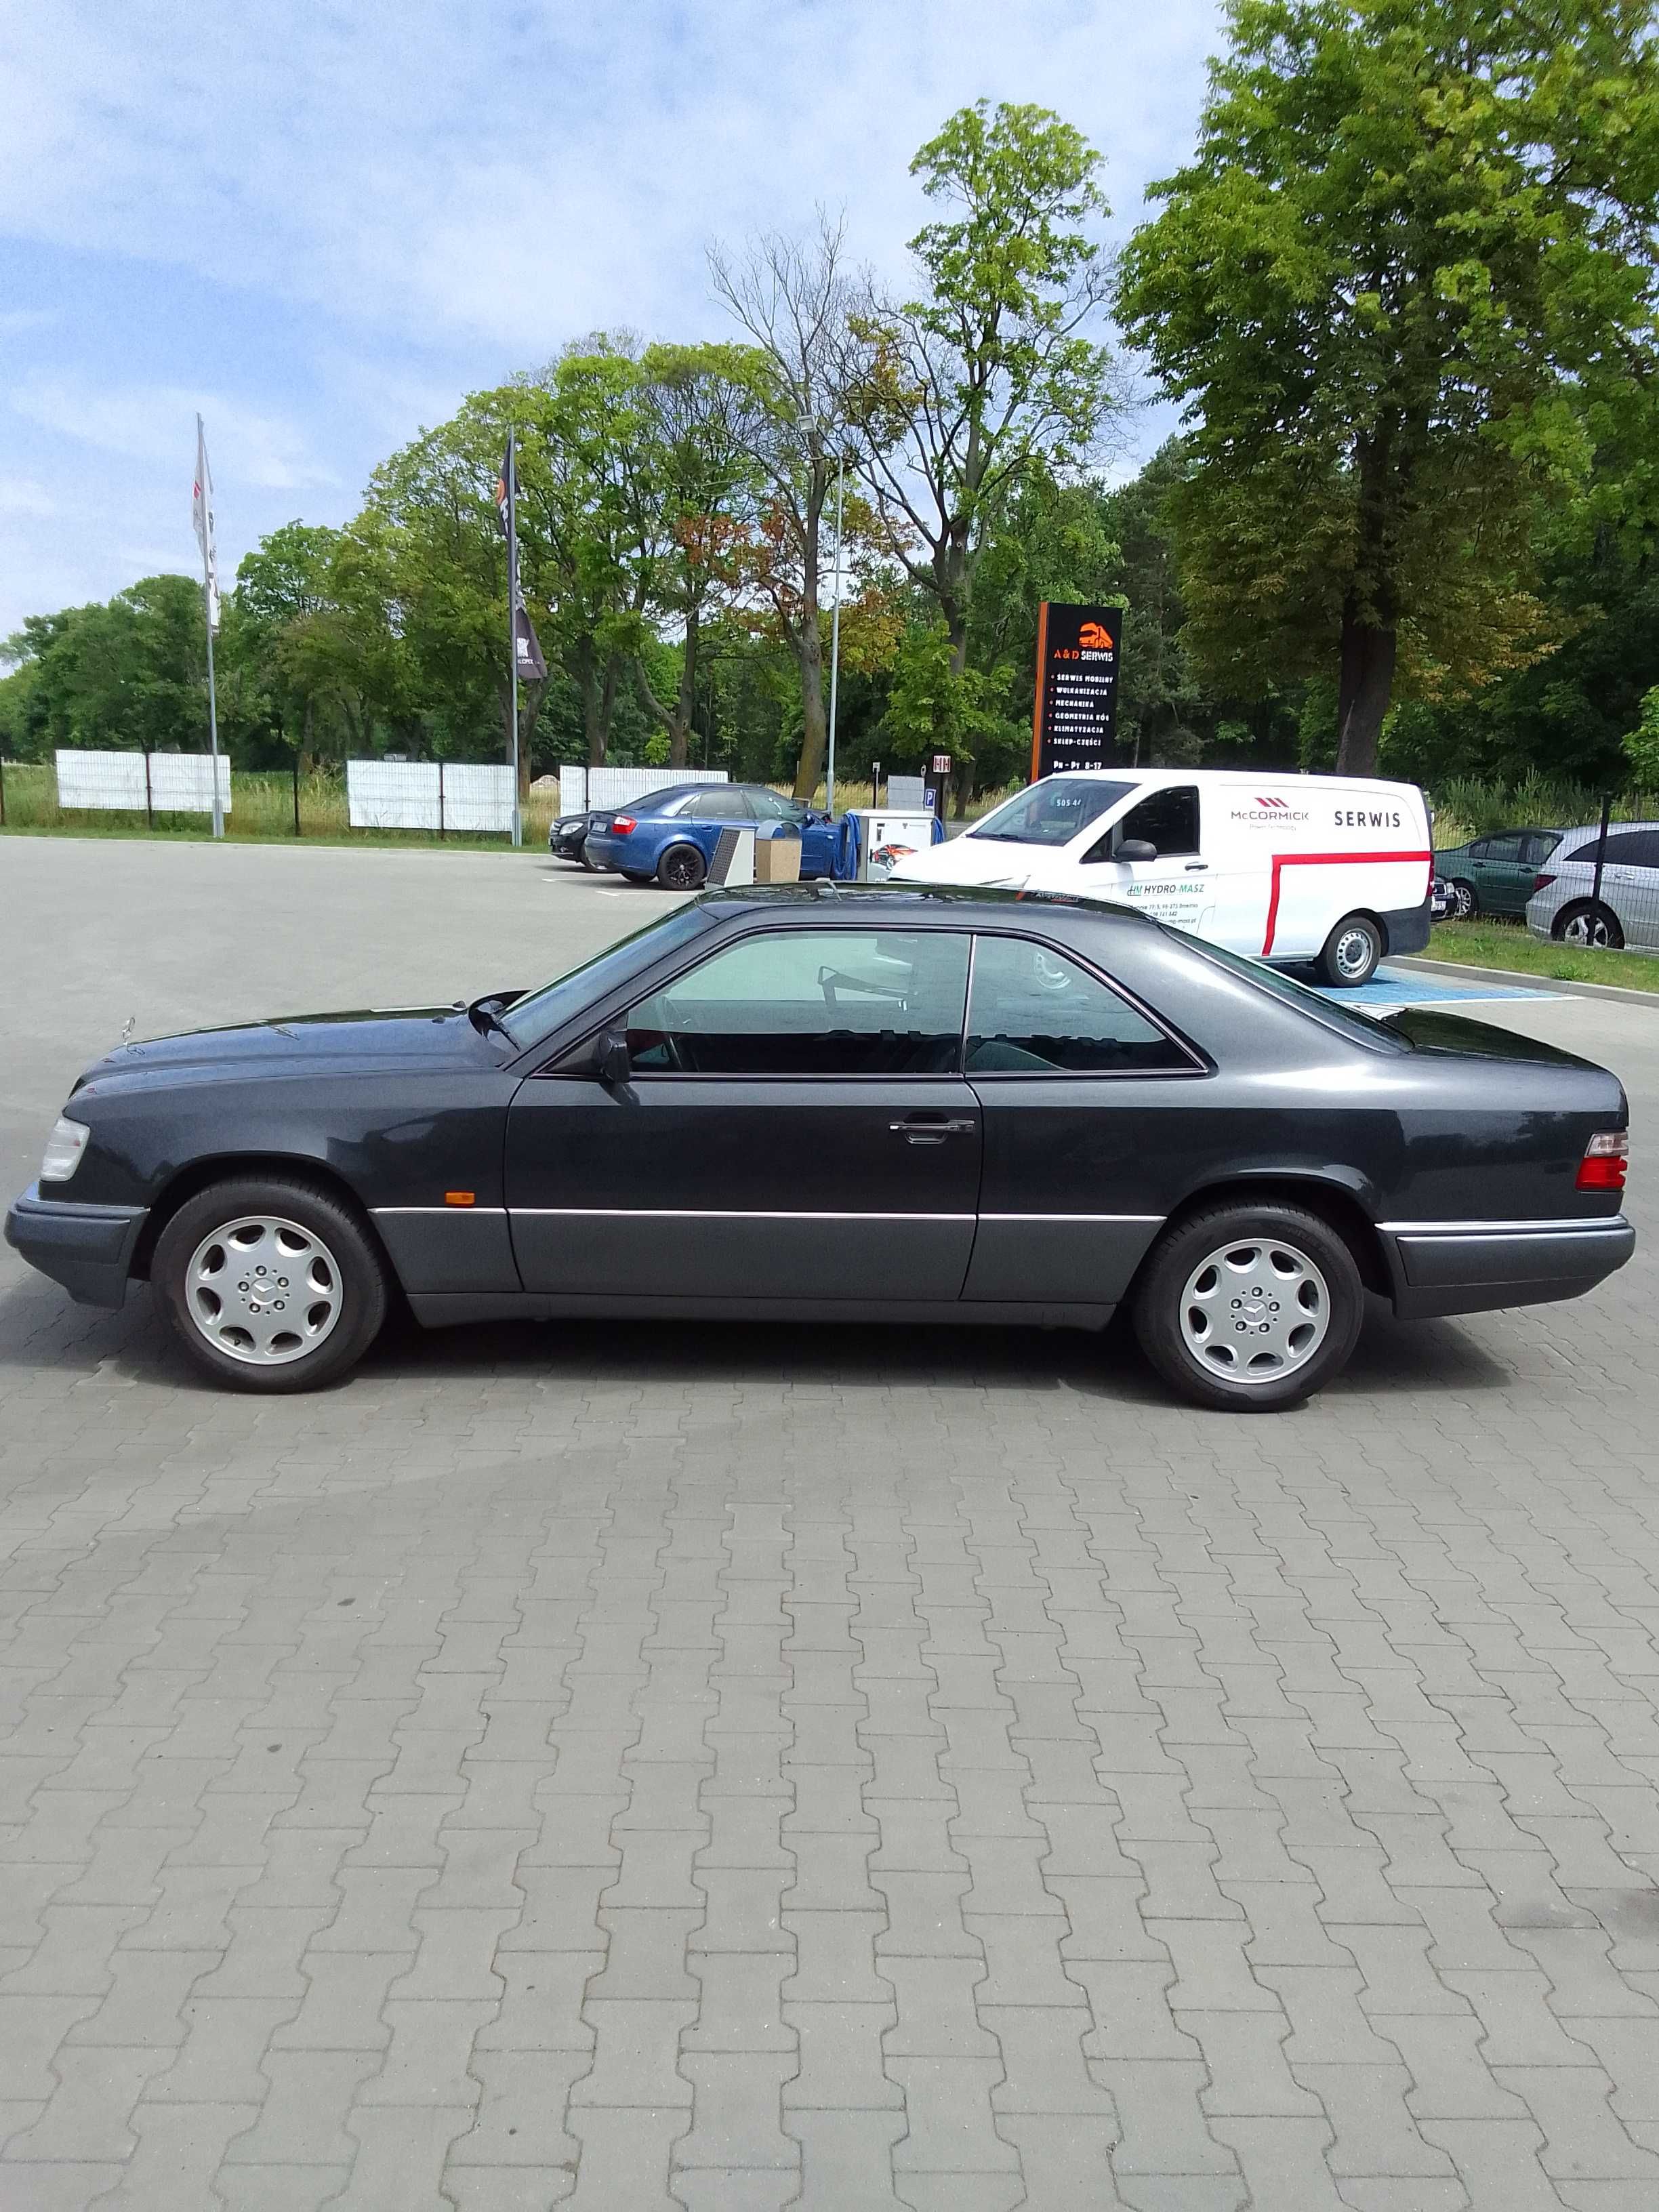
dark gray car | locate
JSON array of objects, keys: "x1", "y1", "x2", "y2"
[{"x1": 7, "y1": 886, "x2": 1633, "y2": 1411}]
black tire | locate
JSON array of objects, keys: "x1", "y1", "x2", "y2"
[
  {"x1": 1450, "y1": 878, "x2": 1477, "y2": 919},
  {"x1": 657, "y1": 843, "x2": 707, "y2": 891},
  {"x1": 1553, "y1": 900, "x2": 1624, "y2": 951},
  {"x1": 1315, "y1": 913, "x2": 1383, "y2": 987},
  {"x1": 578, "y1": 842, "x2": 601, "y2": 872},
  {"x1": 152, "y1": 1175, "x2": 389, "y2": 1394},
  {"x1": 1132, "y1": 1201, "x2": 1366, "y2": 1412}
]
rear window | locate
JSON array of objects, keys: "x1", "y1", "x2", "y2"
[{"x1": 1169, "y1": 931, "x2": 1410, "y2": 1052}]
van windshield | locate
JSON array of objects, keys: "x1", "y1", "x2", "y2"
[{"x1": 968, "y1": 778, "x2": 1135, "y2": 848}]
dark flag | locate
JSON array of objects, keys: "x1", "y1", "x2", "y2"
[
  {"x1": 498, "y1": 439, "x2": 546, "y2": 682},
  {"x1": 514, "y1": 602, "x2": 548, "y2": 682}
]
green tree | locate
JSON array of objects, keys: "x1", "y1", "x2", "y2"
[
  {"x1": 3, "y1": 577, "x2": 209, "y2": 756},
  {"x1": 857, "y1": 102, "x2": 1121, "y2": 690},
  {"x1": 1118, "y1": 0, "x2": 1659, "y2": 774}
]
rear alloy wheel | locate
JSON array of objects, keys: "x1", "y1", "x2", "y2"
[
  {"x1": 657, "y1": 844, "x2": 707, "y2": 891},
  {"x1": 1315, "y1": 913, "x2": 1382, "y2": 987},
  {"x1": 1450, "y1": 878, "x2": 1477, "y2": 919},
  {"x1": 1132, "y1": 1202, "x2": 1365, "y2": 1412},
  {"x1": 1554, "y1": 901, "x2": 1624, "y2": 951},
  {"x1": 152, "y1": 1176, "x2": 388, "y2": 1393}
]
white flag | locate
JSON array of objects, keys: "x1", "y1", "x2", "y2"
[{"x1": 192, "y1": 414, "x2": 220, "y2": 634}]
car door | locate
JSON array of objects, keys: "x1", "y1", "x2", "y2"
[
  {"x1": 504, "y1": 924, "x2": 981, "y2": 1303},
  {"x1": 960, "y1": 930, "x2": 1206, "y2": 1307},
  {"x1": 1477, "y1": 832, "x2": 1530, "y2": 914},
  {"x1": 1599, "y1": 828, "x2": 1659, "y2": 949},
  {"x1": 1073, "y1": 784, "x2": 1210, "y2": 932}
]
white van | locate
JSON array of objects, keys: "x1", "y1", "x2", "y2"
[{"x1": 888, "y1": 768, "x2": 1433, "y2": 986}]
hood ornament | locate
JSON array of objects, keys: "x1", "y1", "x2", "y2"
[{"x1": 120, "y1": 1015, "x2": 136, "y2": 1046}]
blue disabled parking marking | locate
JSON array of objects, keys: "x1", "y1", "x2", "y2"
[{"x1": 1315, "y1": 965, "x2": 1562, "y2": 1008}]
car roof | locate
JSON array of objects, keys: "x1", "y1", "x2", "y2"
[
  {"x1": 1557, "y1": 820, "x2": 1659, "y2": 843},
  {"x1": 695, "y1": 882, "x2": 1153, "y2": 929}
]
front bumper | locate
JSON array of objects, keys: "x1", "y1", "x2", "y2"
[
  {"x1": 1380, "y1": 1214, "x2": 1635, "y2": 1320},
  {"x1": 4, "y1": 1184, "x2": 148, "y2": 1308}
]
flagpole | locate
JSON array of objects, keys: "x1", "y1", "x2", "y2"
[
  {"x1": 197, "y1": 413, "x2": 224, "y2": 841},
  {"x1": 508, "y1": 428, "x2": 523, "y2": 848}
]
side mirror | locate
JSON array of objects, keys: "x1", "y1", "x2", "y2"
[
  {"x1": 1116, "y1": 837, "x2": 1159, "y2": 863},
  {"x1": 593, "y1": 1024, "x2": 631, "y2": 1086}
]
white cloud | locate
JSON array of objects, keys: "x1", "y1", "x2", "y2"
[{"x1": 12, "y1": 382, "x2": 335, "y2": 493}]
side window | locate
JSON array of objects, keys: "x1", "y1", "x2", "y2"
[
  {"x1": 965, "y1": 936, "x2": 1194, "y2": 1076},
  {"x1": 1593, "y1": 830, "x2": 1659, "y2": 867},
  {"x1": 627, "y1": 930, "x2": 970, "y2": 1078},
  {"x1": 748, "y1": 790, "x2": 805, "y2": 825},
  {"x1": 687, "y1": 789, "x2": 751, "y2": 820},
  {"x1": 1483, "y1": 833, "x2": 1523, "y2": 863},
  {"x1": 1523, "y1": 832, "x2": 1560, "y2": 865},
  {"x1": 1467, "y1": 837, "x2": 1492, "y2": 859},
  {"x1": 1087, "y1": 785, "x2": 1200, "y2": 861}
]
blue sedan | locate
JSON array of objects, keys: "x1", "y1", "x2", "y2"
[{"x1": 583, "y1": 783, "x2": 838, "y2": 888}]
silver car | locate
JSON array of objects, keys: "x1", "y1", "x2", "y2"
[{"x1": 1526, "y1": 821, "x2": 1659, "y2": 952}]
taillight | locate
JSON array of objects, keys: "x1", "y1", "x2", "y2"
[
  {"x1": 1534, "y1": 872, "x2": 1555, "y2": 891},
  {"x1": 611, "y1": 815, "x2": 636, "y2": 836},
  {"x1": 1577, "y1": 1131, "x2": 1629, "y2": 1192}
]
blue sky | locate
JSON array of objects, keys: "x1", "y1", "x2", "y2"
[{"x1": 0, "y1": 0, "x2": 1221, "y2": 639}]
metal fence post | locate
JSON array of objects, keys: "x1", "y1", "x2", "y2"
[
  {"x1": 1591, "y1": 792, "x2": 1612, "y2": 920},
  {"x1": 871, "y1": 759, "x2": 880, "y2": 808},
  {"x1": 438, "y1": 760, "x2": 446, "y2": 842},
  {"x1": 143, "y1": 750, "x2": 153, "y2": 832},
  {"x1": 292, "y1": 753, "x2": 302, "y2": 838},
  {"x1": 0, "y1": 757, "x2": 6, "y2": 827}
]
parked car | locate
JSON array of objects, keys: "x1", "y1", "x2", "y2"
[
  {"x1": 1433, "y1": 827, "x2": 1562, "y2": 918},
  {"x1": 1431, "y1": 874, "x2": 1455, "y2": 921},
  {"x1": 1526, "y1": 821, "x2": 1659, "y2": 951},
  {"x1": 583, "y1": 783, "x2": 838, "y2": 888},
  {"x1": 548, "y1": 808, "x2": 604, "y2": 865},
  {"x1": 7, "y1": 886, "x2": 1631, "y2": 1412},
  {"x1": 888, "y1": 768, "x2": 1432, "y2": 986}
]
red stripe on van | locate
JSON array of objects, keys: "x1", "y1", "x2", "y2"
[{"x1": 1262, "y1": 850, "x2": 1433, "y2": 956}]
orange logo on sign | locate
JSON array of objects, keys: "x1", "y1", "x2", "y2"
[{"x1": 1078, "y1": 621, "x2": 1113, "y2": 650}]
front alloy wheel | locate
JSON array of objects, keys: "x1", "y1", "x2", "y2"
[{"x1": 153, "y1": 1175, "x2": 388, "y2": 1393}]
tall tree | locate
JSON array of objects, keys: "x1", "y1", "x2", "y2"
[
  {"x1": 631, "y1": 342, "x2": 757, "y2": 768},
  {"x1": 711, "y1": 214, "x2": 872, "y2": 800},
  {"x1": 1118, "y1": 0, "x2": 1659, "y2": 773},
  {"x1": 857, "y1": 102, "x2": 1121, "y2": 676}
]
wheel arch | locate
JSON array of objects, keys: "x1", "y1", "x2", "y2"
[
  {"x1": 1132, "y1": 1174, "x2": 1391, "y2": 1302},
  {"x1": 129, "y1": 1153, "x2": 388, "y2": 1282}
]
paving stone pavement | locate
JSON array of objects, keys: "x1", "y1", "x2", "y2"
[{"x1": 1, "y1": 838, "x2": 1658, "y2": 2210}]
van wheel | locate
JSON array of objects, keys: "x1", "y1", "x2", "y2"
[
  {"x1": 1132, "y1": 1202, "x2": 1365, "y2": 1412},
  {"x1": 152, "y1": 1176, "x2": 388, "y2": 1393},
  {"x1": 1554, "y1": 901, "x2": 1623, "y2": 950},
  {"x1": 1316, "y1": 914, "x2": 1382, "y2": 987}
]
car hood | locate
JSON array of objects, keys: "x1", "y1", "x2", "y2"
[
  {"x1": 72, "y1": 1004, "x2": 507, "y2": 1092},
  {"x1": 888, "y1": 837, "x2": 1039, "y2": 887}
]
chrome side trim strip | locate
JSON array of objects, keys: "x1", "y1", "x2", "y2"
[
  {"x1": 980, "y1": 1212, "x2": 1164, "y2": 1225},
  {"x1": 509, "y1": 1208, "x2": 976, "y2": 1223},
  {"x1": 374, "y1": 1206, "x2": 508, "y2": 1216},
  {"x1": 1378, "y1": 1216, "x2": 1630, "y2": 1236}
]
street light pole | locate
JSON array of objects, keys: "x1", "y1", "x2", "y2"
[{"x1": 826, "y1": 449, "x2": 844, "y2": 818}]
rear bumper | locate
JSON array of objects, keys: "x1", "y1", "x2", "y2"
[
  {"x1": 1380, "y1": 893, "x2": 1433, "y2": 956},
  {"x1": 1380, "y1": 1214, "x2": 1635, "y2": 1319},
  {"x1": 3, "y1": 1184, "x2": 148, "y2": 1309}
]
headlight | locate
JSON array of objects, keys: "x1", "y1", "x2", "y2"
[{"x1": 40, "y1": 1117, "x2": 90, "y2": 1183}]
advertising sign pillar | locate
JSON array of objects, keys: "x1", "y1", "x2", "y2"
[{"x1": 1030, "y1": 604, "x2": 1123, "y2": 780}]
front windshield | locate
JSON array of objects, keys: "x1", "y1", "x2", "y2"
[
  {"x1": 969, "y1": 777, "x2": 1136, "y2": 847},
  {"x1": 1171, "y1": 930, "x2": 1408, "y2": 1052},
  {"x1": 500, "y1": 905, "x2": 716, "y2": 1046}
]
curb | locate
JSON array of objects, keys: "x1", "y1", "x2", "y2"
[{"x1": 1392, "y1": 954, "x2": 1659, "y2": 1010}]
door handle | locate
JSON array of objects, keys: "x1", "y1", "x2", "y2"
[
  {"x1": 890, "y1": 1115, "x2": 976, "y2": 1143},
  {"x1": 1183, "y1": 862, "x2": 1208, "y2": 872}
]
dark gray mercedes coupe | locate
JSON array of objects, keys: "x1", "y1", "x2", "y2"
[{"x1": 5, "y1": 886, "x2": 1634, "y2": 1410}]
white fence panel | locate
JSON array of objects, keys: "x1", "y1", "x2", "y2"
[
  {"x1": 558, "y1": 764, "x2": 728, "y2": 815},
  {"x1": 436, "y1": 763, "x2": 515, "y2": 834},
  {"x1": 55, "y1": 750, "x2": 231, "y2": 815},
  {"x1": 146, "y1": 753, "x2": 232, "y2": 813},
  {"x1": 347, "y1": 760, "x2": 438, "y2": 830},
  {"x1": 346, "y1": 759, "x2": 516, "y2": 833}
]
